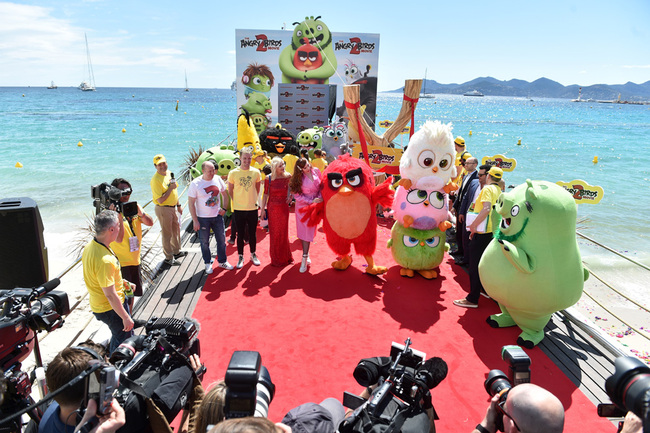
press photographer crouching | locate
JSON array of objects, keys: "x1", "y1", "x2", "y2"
[
  {"x1": 37, "y1": 317, "x2": 205, "y2": 433},
  {"x1": 339, "y1": 338, "x2": 448, "y2": 433},
  {"x1": 474, "y1": 345, "x2": 564, "y2": 433}
]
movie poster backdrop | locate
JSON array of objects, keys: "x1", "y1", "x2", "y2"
[{"x1": 236, "y1": 24, "x2": 380, "y2": 136}]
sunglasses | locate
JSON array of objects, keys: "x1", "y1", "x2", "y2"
[{"x1": 497, "y1": 400, "x2": 521, "y2": 431}]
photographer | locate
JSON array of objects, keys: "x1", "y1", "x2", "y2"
[
  {"x1": 82, "y1": 210, "x2": 134, "y2": 353},
  {"x1": 39, "y1": 342, "x2": 108, "y2": 433},
  {"x1": 109, "y1": 178, "x2": 154, "y2": 300},
  {"x1": 472, "y1": 383, "x2": 564, "y2": 433}
]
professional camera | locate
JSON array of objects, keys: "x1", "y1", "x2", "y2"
[
  {"x1": 597, "y1": 356, "x2": 650, "y2": 429},
  {"x1": 0, "y1": 278, "x2": 70, "y2": 431},
  {"x1": 83, "y1": 360, "x2": 120, "y2": 416},
  {"x1": 484, "y1": 345, "x2": 531, "y2": 432},
  {"x1": 108, "y1": 317, "x2": 200, "y2": 433},
  {"x1": 339, "y1": 338, "x2": 448, "y2": 433},
  {"x1": 224, "y1": 351, "x2": 275, "y2": 419},
  {"x1": 91, "y1": 183, "x2": 138, "y2": 217}
]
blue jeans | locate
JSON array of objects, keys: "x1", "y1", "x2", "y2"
[
  {"x1": 94, "y1": 300, "x2": 133, "y2": 354},
  {"x1": 198, "y1": 215, "x2": 227, "y2": 264}
]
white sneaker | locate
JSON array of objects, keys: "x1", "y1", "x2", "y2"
[
  {"x1": 306, "y1": 254, "x2": 311, "y2": 265},
  {"x1": 251, "y1": 253, "x2": 261, "y2": 266},
  {"x1": 219, "y1": 261, "x2": 234, "y2": 270},
  {"x1": 236, "y1": 255, "x2": 244, "y2": 269},
  {"x1": 205, "y1": 263, "x2": 213, "y2": 275},
  {"x1": 299, "y1": 255, "x2": 309, "y2": 273}
]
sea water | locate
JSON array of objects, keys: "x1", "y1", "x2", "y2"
[{"x1": 1, "y1": 87, "x2": 649, "y2": 280}]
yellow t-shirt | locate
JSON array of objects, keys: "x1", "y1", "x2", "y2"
[
  {"x1": 150, "y1": 172, "x2": 178, "y2": 206},
  {"x1": 311, "y1": 158, "x2": 327, "y2": 172},
  {"x1": 474, "y1": 184, "x2": 501, "y2": 233},
  {"x1": 283, "y1": 154, "x2": 299, "y2": 174},
  {"x1": 228, "y1": 167, "x2": 261, "y2": 211},
  {"x1": 82, "y1": 240, "x2": 125, "y2": 313},
  {"x1": 110, "y1": 216, "x2": 142, "y2": 267}
]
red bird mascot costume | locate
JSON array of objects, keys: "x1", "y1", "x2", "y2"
[{"x1": 301, "y1": 154, "x2": 394, "y2": 275}]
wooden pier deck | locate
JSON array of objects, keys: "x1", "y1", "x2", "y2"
[{"x1": 133, "y1": 223, "x2": 619, "y2": 413}]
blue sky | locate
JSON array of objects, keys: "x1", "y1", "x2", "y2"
[{"x1": 1, "y1": 0, "x2": 648, "y2": 90}]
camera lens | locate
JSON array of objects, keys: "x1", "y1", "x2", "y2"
[
  {"x1": 605, "y1": 357, "x2": 650, "y2": 419},
  {"x1": 484, "y1": 369, "x2": 512, "y2": 397},
  {"x1": 353, "y1": 357, "x2": 390, "y2": 387}
]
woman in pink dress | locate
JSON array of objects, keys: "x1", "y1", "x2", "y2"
[
  {"x1": 261, "y1": 158, "x2": 293, "y2": 266},
  {"x1": 289, "y1": 158, "x2": 322, "y2": 273}
]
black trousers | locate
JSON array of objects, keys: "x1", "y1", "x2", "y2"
[
  {"x1": 234, "y1": 210, "x2": 258, "y2": 255},
  {"x1": 467, "y1": 232, "x2": 493, "y2": 304}
]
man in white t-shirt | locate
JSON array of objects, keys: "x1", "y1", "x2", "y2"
[{"x1": 188, "y1": 161, "x2": 234, "y2": 274}]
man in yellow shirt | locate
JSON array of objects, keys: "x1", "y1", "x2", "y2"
[
  {"x1": 82, "y1": 210, "x2": 134, "y2": 352},
  {"x1": 110, "y1": 178, "x2": 153, "y2": 298},
  {"x1": 228, "y1": 148, "x2": 262, "y2": 268},
  {"x1": 454, "y1": 166, "x2": 503, "y2": 308},
  {"x1": 151, "y1": 154, "x2": 187, "y2": 266}
]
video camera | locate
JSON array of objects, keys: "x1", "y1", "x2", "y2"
[
  {"x1": 106, "y1": 317, "x2": 201, "y2": 433},
  {"x1": 0, "y1": 278, "x2": 70, "y2": 431},
  {"x1": 597, "y1": 356, "x2": 650, "y2": 431},
  {"x1": 484, "y1": 345, "x2": 531, "y2": 432},
  {"x1": 340, "y1": 338, "x2": 448, "y2": 433},
  {"x1": 224, "y1": 351, "x2": 276, "y2": 419},
  {"x1": 91, "y1": 183, "x2": 138, "y2": 217}
]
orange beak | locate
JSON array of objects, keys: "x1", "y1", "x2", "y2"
[
  {"x1": 419, "y1": 241, "x2": 425, "y2": 246},
  {"x1": 338, "y1": 186, "x2": 354, "y2": 196},
  {"x1": 431, "y1": 167, "x2": 438, "y2": 173},
  {"x1": 305, "y1": 59, "x2": 312, "y2": 67},
  {"x1": 423, "y1": 201, "x2": 429, "y2": 207}
]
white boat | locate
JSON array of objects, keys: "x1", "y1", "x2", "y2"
[
  {"x1": 79, "y1": 33, "x2": 96, "y2": 91},
  {"x1": 463, "y1": 89, "x2": 484, "y2": 97},
  {"x1": 419, "y1": 68, "x2": 435, "y2": 99},
  {"x1": 184, "y1": 70, "x2": 189, "y2": 92},
  {"x1": 47, "y1": 81, "x2": 57, "y2": 89}
]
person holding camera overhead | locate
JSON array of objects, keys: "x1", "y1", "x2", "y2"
[
  {"x1": 82, "y1": 210, "x2": 135, "y2": 352},
  {"x1": 109, "y1": 178, "x2": 153, "y2": 301},
  {"x1": 151, "y1": 154, "x2": 187, "y2": 266}
]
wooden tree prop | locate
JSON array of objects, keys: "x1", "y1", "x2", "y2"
[{"x1": 344, "y1": 79, "x2": 422, "y2": 171}]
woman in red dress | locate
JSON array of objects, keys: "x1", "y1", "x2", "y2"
[{"x1": 261, "y1": 157, "x2": 293, "y2": 266}]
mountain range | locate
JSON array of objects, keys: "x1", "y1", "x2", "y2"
[{"x1": 391, "y1": 77, "x2": 650, "y2": 101}]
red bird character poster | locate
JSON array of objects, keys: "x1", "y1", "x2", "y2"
[{"x1": 301, "y1": 155, "x2": 393, "y2": 274}]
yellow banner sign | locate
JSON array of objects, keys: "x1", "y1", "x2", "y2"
[
  {"x1": 378, "y1": 120, "x2": 410, "y2": 135},
  {"x1": 482, "y1": 154, "x2": 517, "y2": 172},
  {"x1": 351, "y1": 144, "x2": 403, "y2": 174},
  {"x1": 556, "y1": 179, "x2": 604, "y2": 204}
]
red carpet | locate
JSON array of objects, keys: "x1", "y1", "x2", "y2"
[{"x1": 193, "y1": 211, "x2": 612, "y2": 432}]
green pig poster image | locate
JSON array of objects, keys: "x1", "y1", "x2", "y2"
[{"x1": 236, "y1": 20, "x2": 379, "y2": 134}]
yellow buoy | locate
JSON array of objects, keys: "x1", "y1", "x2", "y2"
[
  {"x1": 184, "y1": 111, "x2": 187, "y2": 114},
  {"x1": 139, "y1": 123, "x2": 143, "y2": 126},
  {"x1": 517, "y1": 139, "x2": 522, "y2": 145},
  {"x1": 15, "y1": 162, "x2": 23, "y2": 168},
  {"x1": 469, "y1": 130, "x2": 473, "y2": 136},
  {"x1": 22, "y1": 94, "x2": 25, "y2": 97},
  {"x1": 122, "y1": 128, "x2": 126, "y2": 133},
  {"x1": 78, "y1": 141, "x2": 83, "y2": 147},
  {"x1": 593, "y1": 156, "x2": 598, "y2": 164}
]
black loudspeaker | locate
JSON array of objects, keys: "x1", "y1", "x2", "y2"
[{"x1": 0, "y1": 197, "x2": 48, "y2": 289}]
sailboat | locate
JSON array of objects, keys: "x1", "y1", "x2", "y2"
[
  {"x1": 420, "y1": 68, "x2": 435, "y2": 99},
  {"x1": 184, "y1": 70, "x2": 189, "y2": 92},
  {"x1": 79, "y1": 33, "x2": 96, "y2": 91},
  {"x1": 47, "y1": 81, "x2": 57, "y2": 89}
]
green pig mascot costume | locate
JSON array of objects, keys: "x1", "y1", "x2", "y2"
[{"x1": 478, "y1": 180, "x2": 588, "y2": 348}]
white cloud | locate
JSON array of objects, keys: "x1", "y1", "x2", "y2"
[
  {"x1": 151, "y1": 48, "x2": 186, "y2": 55},
  {"x1": 622, "y1": 65, "x2": 650, "y2": 69}
]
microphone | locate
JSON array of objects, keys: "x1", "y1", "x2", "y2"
[{"x1": 34, "y1": 278, "x2": 61, "y2": 297}]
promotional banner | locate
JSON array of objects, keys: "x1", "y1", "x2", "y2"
[
  {"x1": 236, "y1": 19, "x2": 380, "y2": 135},
  {"x1": 556, "y1": 179, "x2": 604, "y2": 204},
  {"x1": 351, "y1": 144, "x2": 402, "y2": 174},
  {"x1": 481, "y1": 154, "x2": 517, "y2": 172}
]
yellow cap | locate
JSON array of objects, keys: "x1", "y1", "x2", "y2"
[
  {"x1": 488, "y1": 166, "x2": 503, "y2": 180},
  {"x1": 153, "y1": 154, "x2": 166, "y2": 165},
  {"x1": 460, "y1": 151, "x2": 472, "y2": 161},
  {"x1": 454, "y1": 136, "x2": 465, "y2": 146}
]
